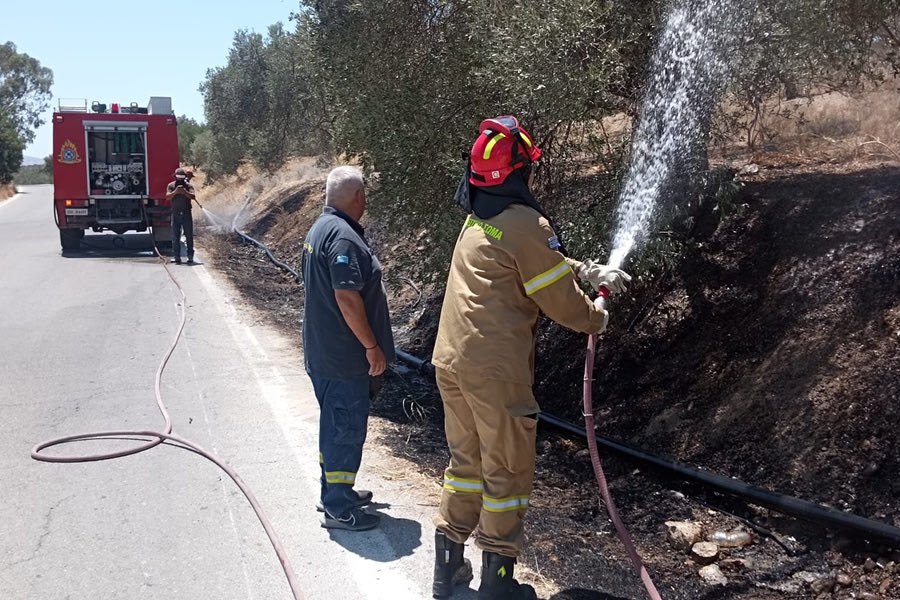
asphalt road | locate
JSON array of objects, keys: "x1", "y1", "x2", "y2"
[{"x1": 0, "y1": 186, "x2": 454, "y2": 600}]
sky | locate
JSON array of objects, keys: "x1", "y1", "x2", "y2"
[{"x1": 2, "y1": 0, "x2": 298, "y2": 159}]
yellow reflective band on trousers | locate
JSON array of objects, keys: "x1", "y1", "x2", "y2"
[
  {"x1": 482, "y1": 495, "x2": 530, "y2": 513},
  {"x1": 523, "y1": 259, "x2": 569, "y2": 295},
  {"x1": 483, "y1": 133, "x2": 507, "y2": 159},
  {"x1": 443, "y1": 475, "x2": 483, "y2": 493},
  {"x1": 325, "y1": 470, "x2": 357, "y2": 484}
]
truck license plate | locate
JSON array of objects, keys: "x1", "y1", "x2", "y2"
[{"x1": 65, "y1": 208, "x2": 89, "y2": 216}]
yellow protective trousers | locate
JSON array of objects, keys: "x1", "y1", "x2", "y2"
[{"x1": 433, "y1": 366, "x2": 539, "y2": 557}]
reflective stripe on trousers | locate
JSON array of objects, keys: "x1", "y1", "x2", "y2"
[
  {"x1": 310, "y1": 374, "x2": 369, "y2": 517},
  {"x1": 433, "y1": 367, "x2": 538, "y2": 557}
]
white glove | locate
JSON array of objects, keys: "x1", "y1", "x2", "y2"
[
  {"x1": 577, "y1": 259, "x2": 632, "y2": 294},
  {"x1": 592, "y1": 298, "x2": 610, "y2": 333}
]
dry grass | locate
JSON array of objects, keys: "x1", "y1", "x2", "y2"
[
  {"x1": 715, "y1": 81, "x2": 900, "y2": 164},
  {"x1": 0, "y1": 183, "x2": 16, "y2": 200},
  {"x1": 773, "y1": 88, "x2": 900, "y2": 160},
  {"x1": 571, "y1": 82, "x2": 900, "y2": 172},
  {"x1": 193, "y1": 157, "x2": 331, "y2": 234}
]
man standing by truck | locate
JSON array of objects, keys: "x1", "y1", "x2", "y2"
[{"x1": 166, "y1": 168, "x2": 200, "y2": 264}]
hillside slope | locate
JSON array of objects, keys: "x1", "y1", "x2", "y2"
[
  {"x1": 533, "y1": 164, "x2": 899, "y2": 525},
  {"x1": 200, "y1": 161, "x2": 899, "y2": 599}
]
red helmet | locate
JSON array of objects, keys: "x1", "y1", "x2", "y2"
[{"x1": 469, "y1": 116, "x2": 542, "y2": 187}]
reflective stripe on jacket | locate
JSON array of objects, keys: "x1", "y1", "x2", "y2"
[{"x1": 432, "y1": 204, "x2": 607, "y2": 385}]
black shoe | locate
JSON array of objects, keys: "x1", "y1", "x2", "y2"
[
  {"x1": 321, "y1": 507, "x2": 379, "y2": 531},
  {"x1": 478, "y1": 552, "x2": 537, "y2": 600},
  {"x1": 187, "y1": 257, "x2": 195, "y2": 265},
  {"x1": 433, "y1": 530, "x2": 473, "y2": 598},
  {"x1": 316, "y1": 489, "x2": 373, "y2": 513},
  {"x1": 173, "y1": 258, "x2": 182, "y2": 264}
]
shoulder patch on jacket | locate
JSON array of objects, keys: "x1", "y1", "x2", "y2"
[{"x1": 548, "y1": 235, "x2": 560, "y2": 249}]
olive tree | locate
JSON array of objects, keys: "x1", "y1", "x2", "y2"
[{"x1": 0, "y1": 42, "x2": 53, "y2": 183}]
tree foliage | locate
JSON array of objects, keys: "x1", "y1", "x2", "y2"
[
  {"x1": 199, "y1": 1, "x2": 899, "y2": 261},
  {"x1": 0, "y1": 111, "x2": 24, "y2": 184},
  {"x1": 200, "y1": 22, "x2": 331, "y2": 179},
  {"x1": 176, "y1": 115, "x2": 207, "y2": 167},
  {"x1": 13, "y1": 155, "x2": 53, "y2": 185},
  {"x1": 0, "y1": 42, "x2": 53, "y2": 184},
  {"x1": 717, "y1": 0, "x2": 900, "y2": 148},
  {"x1": 0, "y1": 42, "x2": 53, "y2": 144},
  {"x1": 301, "y1": 0, "x2": 665, "y2": 265}
]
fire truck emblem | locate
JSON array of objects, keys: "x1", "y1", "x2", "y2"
[{"x1": 57, "y1": 140, "x2": 82, "y2": 164}]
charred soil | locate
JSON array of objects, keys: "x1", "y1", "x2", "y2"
[{"x1": 199, "y1": 162, "x2": 900, "y2": 600}]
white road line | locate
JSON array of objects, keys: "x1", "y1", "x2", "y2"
[{"x1": 193, "y1": 262, "x2": 427, "y2": 600}]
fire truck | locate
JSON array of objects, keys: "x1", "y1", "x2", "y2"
[{"x1": 52, "y1": 97, "x2": 180, "y2": 250}]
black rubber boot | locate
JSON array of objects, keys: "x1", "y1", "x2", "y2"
[
  {"x1": 433, "y1": 530, "x2": 473, "y2": 598},
  {"x1": 477, "y1": 552, "x2": 537, "y2": 600}
]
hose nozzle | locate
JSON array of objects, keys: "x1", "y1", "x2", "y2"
[{"x1": 595, "y1": 285, "x2": 610, "y2": 310}]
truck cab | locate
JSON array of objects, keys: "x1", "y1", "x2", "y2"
[{"x1": 52, "y1": 97, "x2": 180, "y2": 250}]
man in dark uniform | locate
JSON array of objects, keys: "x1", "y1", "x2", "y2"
[
  {"x1": 301, "y1": 165, "x2": 395, "y2": 532},
  {"x1": 165, "y1": 167, "x2": 200, "y2": 264}
]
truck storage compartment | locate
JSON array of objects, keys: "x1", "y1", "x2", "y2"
[
  {"x1": 94, "y1": 197, "x2": 143, "y2": 224},
  {"x1": 85, "y1": 124, "x2": 148, "y2": 197}
]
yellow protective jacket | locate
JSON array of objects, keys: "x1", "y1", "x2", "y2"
[{"x1": 432, "y1": 204, "x2": 608, "y2": 386}]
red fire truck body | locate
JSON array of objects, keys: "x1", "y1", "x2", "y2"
[{"x1": 52, "y1": 97, "x2": 180, "y2": 250}]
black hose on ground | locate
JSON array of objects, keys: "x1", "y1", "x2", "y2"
[
  {"x1": 225, "y1": 213, "x2": 900, "y2": 550},
  {"x1": 393, "y1": 350, "x2": 900, "y2": 548},
  {"x1": 235, "y1": 228, "x2": 301, "y2": 282},
  {"x1": 396, "y1": 349, "x2": 436, "y2": 377}
]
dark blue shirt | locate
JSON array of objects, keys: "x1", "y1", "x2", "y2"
[{"x1": 301, "y1": 206, "x2": 395, "y2": 379}]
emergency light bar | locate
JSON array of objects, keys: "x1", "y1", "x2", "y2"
[{"x1": 62, "y1": 97, "x2": 169, "y2": 114}]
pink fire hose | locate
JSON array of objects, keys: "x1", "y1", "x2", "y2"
[
  {"x1": 31, "y1": 233, "x2": 305, "y2": 600},
  {"x1": 585, "y1": 288, "x2": 662, "y2": 600}
]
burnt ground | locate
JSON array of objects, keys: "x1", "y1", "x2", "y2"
[{"x1": 199, "y1": 162, "x2": 900, "y2": 600}]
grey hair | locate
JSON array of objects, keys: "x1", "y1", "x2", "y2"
[{"x1": 325, "y1": 166, "x2": 365, "y2": 206}]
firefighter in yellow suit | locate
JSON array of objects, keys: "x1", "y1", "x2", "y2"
[{"x1": 431, "y1": 117, "x2": 631, "y2": 600}]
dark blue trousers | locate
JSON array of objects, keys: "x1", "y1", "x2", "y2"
[
  {"x1": 171, "y1": 210, "x2": 194, "y2": 260},
  {"x1": 309, "y1": 374, "x2": 370, "y2": 517}
]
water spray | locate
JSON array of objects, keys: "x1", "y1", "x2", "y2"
[
  {"x1": 608, "y1": 0, "x2": 741, "y2": 270},
  {"x1": 582, "y1": 1, "x2": 748, "y2": 598}
]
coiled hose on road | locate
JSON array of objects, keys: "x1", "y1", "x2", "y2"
[{"x1": 32, "y1": 210, "x2": 306, "y2": 600}]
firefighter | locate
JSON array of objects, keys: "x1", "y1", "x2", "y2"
[
  {"x1": 165, "y1": 168, "x2": 200, "y2": 264},
  {"x1": 301, "y1": 165, "x2": 395, "y2": 531},
  {"x1": 431, "y1": 116, "x2": 630, "y2": 600}
]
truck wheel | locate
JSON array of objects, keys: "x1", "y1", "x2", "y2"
[{"x1": 60, "y1": 229, "x2": 84, "y2": 250}]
